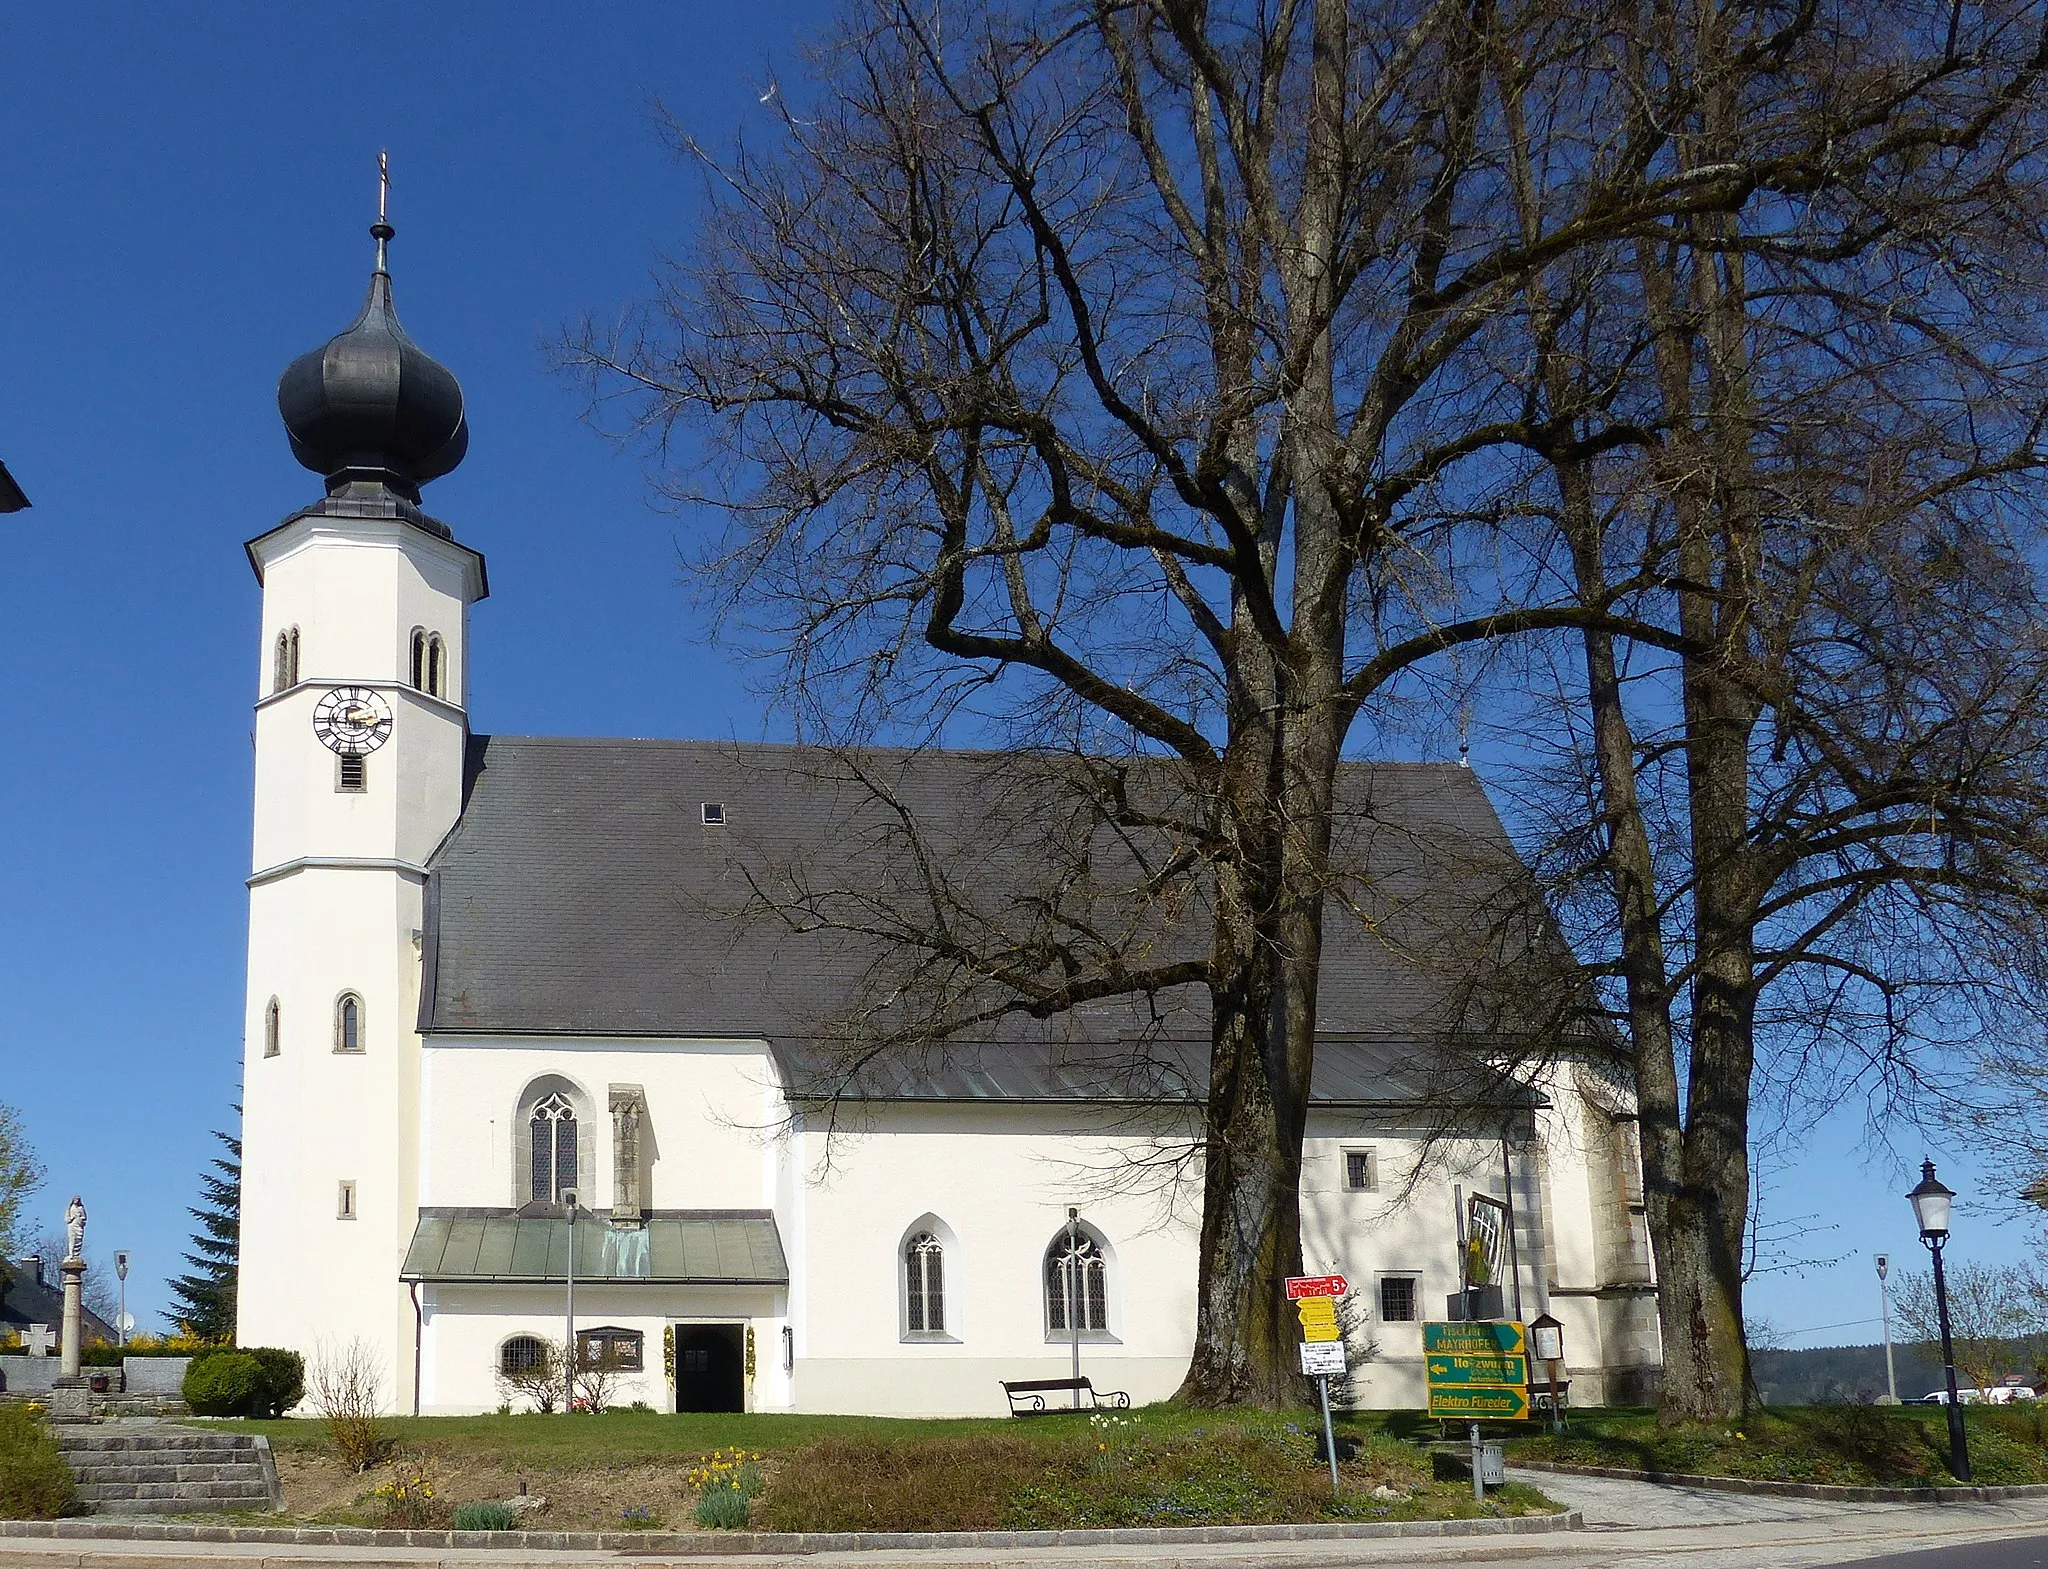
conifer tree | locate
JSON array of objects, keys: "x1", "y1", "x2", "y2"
[{"x1": 167, "y1": 1118, "x2": 238, "y2": 1343}]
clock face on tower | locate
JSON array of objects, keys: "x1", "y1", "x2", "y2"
[{"x1": 312, "y1": 687, "x2": 395, "y2": 755}]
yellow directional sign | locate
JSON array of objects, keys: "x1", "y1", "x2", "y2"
[
  {"x1": 1423, "y1": 1321, "x2": 1526, "y2": 1357},
  {"x1": 1427, "y1": 1352, "x2": 1529, "y2": 1386},
  {"x1": 1427, "y1": 1384, "x2": 1530, "y2": 1421},
  {"x1": 1302, "y1": 1322, "x2": 1342, "y2": 1343},
  {"x1": 1296, "y1": 1299, "x2": 1338, "y2": 1323}
]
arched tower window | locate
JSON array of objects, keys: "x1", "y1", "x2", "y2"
[
  {"x1": 273, "y1": 627, "x2": 300, "y2": 693},
  {"x1": 904, "y1": 1232, "x2": 946, "y2": 1335},
  {"x1": 263, "y1": 997, "x2": 281, "y2": 1059},
  {"x1": 333, "y1": 991, "x2": 365, "y2": 1054},
  {"x1": 1044, "y1": 1228, "x2": 1108, "y2": 1334},
  {"x1": 529, "y1": 1092, "x2": 578, "y2": 1205},
  {"x1": 411, "y1": 630, "x2": 449, "y2": 698}
]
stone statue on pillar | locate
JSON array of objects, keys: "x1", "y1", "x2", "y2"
[
  {"x1": 52, "y1": 1195, "x2": 90, "y2": 1419},
  {"x1": 609, "y1": 1086, "x2": 647, "y2": 1224}
]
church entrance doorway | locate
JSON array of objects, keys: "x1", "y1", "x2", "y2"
[{"x1": 674, "y1": 1324, "x2": 745, "y2": 1413}]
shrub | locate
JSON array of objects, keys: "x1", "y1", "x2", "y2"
[
  {"x1": 178, "y1": 1347, "x2": 303, "y2": 1417},
  {"x1": 0, "y1": 1406, "x2": 77, "y2": 1520},
  {"x1": 695, "y1": 1486, "x2": 750, "y2": 1529},
  {"x1": 452, "y1": 1501, "x2": 517, "y2": 1532},
  {"x1": 183, "y1": 1352, "x2": 263, "y2": 1417},
  {"x1": 308, "y1": 1338, "x2": 392, "y2": 1472},
  {"x1": 244, "y1": 1347, "x2": 305, "y2": 1417}
]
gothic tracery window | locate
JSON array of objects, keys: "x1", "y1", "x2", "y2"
[
  {"x1": 1044, "y1": 1229, "x2": 1108, "y2": 1334},
  {"x1": 530, "y1": 1092, "x2": 578, "y2": 1204},
  {"x1": 904, "y1": 1232, "x2": 946, "y2": 1336},
  {"x1": 264, "y1": 996, "x2": 281, "y2": 1058}
]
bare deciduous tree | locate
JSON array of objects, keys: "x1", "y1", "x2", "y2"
[
  {"x1": 496, "y1": 1339, "x2": 564, "y2": 1414},
  {"x1": 1895, "y1": 1260, "x2": 2046, "y2": 1395},
  {"x1": 569, "y1": 0, "x2": 2048, "y2": 1408}
]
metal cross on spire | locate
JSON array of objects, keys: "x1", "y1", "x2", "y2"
[{"x1": 372, "y1": 149, "x2": 395, "y2": 274}]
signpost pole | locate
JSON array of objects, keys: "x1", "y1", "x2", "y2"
[
  {"x1": 1469, "y1": 1422, "x2": 1484, "y2": 1501},
  {"x1": 1318, "y1": 1375, "x2": 1340, "y2": 1495}
]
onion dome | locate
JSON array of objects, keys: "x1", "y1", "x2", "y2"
[{"x1": 277, "y1": 206, "x2": 468, "y2": 501}]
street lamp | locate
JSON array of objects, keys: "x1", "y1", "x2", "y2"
[
  {"x1": 561, "y1": 1189, "x2": 579, "y2": 1414},
  {"x1": 1875, "y1": 1255, "x2": 1897, "y2": 1404},
  {"x1": 112, "y1": 1253, "x2": 130, "y2": 1349},
  {"x1": 1529, "y1": 1311, "x2": 1566, "y2": 1434},
  {"x1": 1066, "y1": 1208, "x2": 1082, "y2": 1410},
  {"x1": 1907, "y1": 1160, "x2": 1970, "y2": 1482}
]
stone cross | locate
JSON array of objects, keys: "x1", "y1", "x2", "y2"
[{"x1": 22, "y1": 1323, "x2": 54, "y2": 1357}]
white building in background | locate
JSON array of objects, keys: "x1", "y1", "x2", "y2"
[{"x1": 235, "y1": 213, "x2": 1661, "y2": 1417}]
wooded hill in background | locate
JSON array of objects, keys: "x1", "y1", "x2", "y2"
[{"x1": 1754, "y1": 1337, "x2": 2048, "y2": 1405}]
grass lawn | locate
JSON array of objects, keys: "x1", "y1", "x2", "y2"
[
  {"x1": 1504, "y1": 1402, "x2": 2048, "y2": 1488},
  {"x1": 184, "y1": 1406, "x2": 1560, "y2": 1532}
]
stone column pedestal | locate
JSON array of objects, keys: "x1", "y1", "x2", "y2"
[
  {"x1": 59, "y1": 1257, "x2": 85, "y2": 1377},
  {"x1": 46, "y1": 1377, "x2": 91, "y2": 1422}
]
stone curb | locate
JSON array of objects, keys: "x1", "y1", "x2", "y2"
[
  {"x1": 0, "y1": 1511, "x2": 1580, "y2": 1554},
  {"x1": 1511, "y1": 1457, "x2": 2048, "y2": 1504}
]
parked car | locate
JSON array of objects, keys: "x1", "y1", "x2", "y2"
[{"x1": 1916, "y1": 1385, "x2": 2037, "y2": 1404}]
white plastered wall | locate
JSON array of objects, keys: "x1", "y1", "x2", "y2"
[{"x1": 236, "y1": 509, "x2": 482, "y2": 1407}]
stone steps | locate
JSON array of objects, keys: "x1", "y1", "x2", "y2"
[
  {"x1": 72, "y1": 1463, "x2": 271, "y2": 1483},
  {"x1": 53, "y1": 1425, "x2": 282, "y2": 1517}
]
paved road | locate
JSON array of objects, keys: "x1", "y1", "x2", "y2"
[{"x1": 1819, "y1": 1540, "x2": 2048, "y2": 1569}]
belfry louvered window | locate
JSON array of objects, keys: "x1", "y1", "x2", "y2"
[{"x1": 530, "y1": 1093, "x2": 578, "y2": 1204}]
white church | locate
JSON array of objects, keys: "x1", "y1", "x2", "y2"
[{"x1": 235, "y1": 211, "x2": 1662, "y2": 1418}]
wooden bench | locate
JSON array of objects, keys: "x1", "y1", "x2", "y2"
[{"x1": 1001, "y1": 1376, "x2": 1131, "y2": 1415}]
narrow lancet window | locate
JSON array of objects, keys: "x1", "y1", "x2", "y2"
[
  {"x1": 529, "y1": 1092, "x2": 578, "y2": 1204},
  {"x1": 905, "y1": 1232, "x2": 946, "y2": 1335},
  {"x1": 334, "y1": 991, "x2": 364, "y2": 1054}
]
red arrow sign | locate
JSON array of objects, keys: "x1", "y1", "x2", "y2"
[{"x1": 1285, "y1": 1274, "x2": 1348, "y2": 1299}]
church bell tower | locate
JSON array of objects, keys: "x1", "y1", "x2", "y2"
[{"x1": 236, "y1": 167, "x2": 486, "y2": 1389}]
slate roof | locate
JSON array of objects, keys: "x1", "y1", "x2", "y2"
[
  {"x1": 420, "y1": 738, "x2": 1542, "y2": 1107},
  {"x1": 400, "y1": 1210, "x2": 787, "y2": 1284},
  {"x1": 1, "y1": 1257, "x2": 118, "y2": 1341}
]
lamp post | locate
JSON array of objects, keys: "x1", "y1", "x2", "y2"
[
  {"x1": 112, "y1": 1252, "x2": 130, "y2": 1349},
  {"x1": 1529, "y1": 1312, "x2": 1566, "y2": 1434},
  {"x1": 1907, "y1": 1160, "x2": 1970, "y2": 1481},
  {"x1": 1875, "y1": 1255, "x2": 1898, "y2": 1405},
  {"x1": 1066, "y1": 1208, "x2": 1082, "y2": 1410},
  {"x1": 561, "y1": 1189, "x2": 579, "y2": 1414}
]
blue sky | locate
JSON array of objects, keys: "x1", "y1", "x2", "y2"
[{"x1": 0, "y1": 1, "x2": 2034, "y2": 1356}]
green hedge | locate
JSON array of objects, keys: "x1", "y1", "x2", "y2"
[
  {"x1": 0, "y1": 1406, "x2": 77, "y2": 1519},
  {"x1": 182, "y1": 1347, "x2": 304, "y2": 1417}
]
